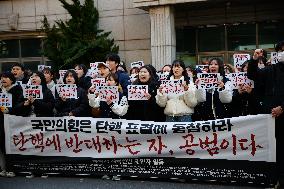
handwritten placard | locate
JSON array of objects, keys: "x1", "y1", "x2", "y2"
[{"x1": 127, "y1": 85, "x2": 148, "y2": 100}]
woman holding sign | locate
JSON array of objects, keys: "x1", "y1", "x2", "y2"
[
  {"x1": 127, "y1": 65, "x2": 164, "y2": 121},
  {"x1": 156, "y1": 60, "x2": 197, "y2": 122},
  {"x1": 195, "y1": 58, "x2": 233, "y2": 120},
  {"x1": 88, "y1": 73, "x2": 128, "y2": 118},
  {"x1": 0, "y1": 72, "x2": 25, "y2": 177},
  {"x1": 55, "y1": 70, "x2": 90, "y2": 117},
  {"x1": 23, "y1": 71, "x2": 55, "y2": 117}
]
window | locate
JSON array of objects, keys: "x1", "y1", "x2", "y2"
[
  {"x1": 0, "y1": 39, "x2": 19, "y2": 58},
  {"x1": 259, "y1": 22, "x2": 284, "y2": 49},
  {"x1": 227, "y1": 23, "x2": 256, "y2": 51},
  {"x1": 0, "y1": 37, "x2": 46, "y2": 72},
  {"x1": 198, "y1": 26, "x2": 225, "y2": 52},
  {"x1": 21, "y1": 38, "x2": 41, "y2": 57},
  {"x1": 176, "y1": 21, "x2": 283, "y2": 66}
]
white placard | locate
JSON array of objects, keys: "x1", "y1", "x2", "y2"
[
  {"x1": 127, "y1": 85, "x2": 148, "y2": 100},
  {"x1": 226, "y1": 72, "x2": 254, "y2": 89},
  {"x1": 197, "y1": 73, "x2": 220, "y2": 89},
  {"x1": 130, "y1": 61, "x2": 144, "y2": 69},
  {"x1": 233, "y1": 54, "x2": 251, "y2": 71},
  {"x1": 98, "y1": 86, "x2": 119, "y2": 103},
  {"x1": 270, "y1": 52, "x2": 279, "y2": 64},
  {"x1": 160, "y1": 80, "x2": 185, "y2": 95},
  {"x1": 56, "y1": 84, "x2": 77, "y2": 99},
  {"x1": 23, "y1": 85, "x2": 43, "y2": 99},
  {"x1": 0, "y1": 93, "x2": 12, "y2": 107},
  {"x1": 38, "y1": 65, "x2": 51, "y2": 72},
  {"x1": 196, "y1": 65, "x2": 209, "y2": 73}
]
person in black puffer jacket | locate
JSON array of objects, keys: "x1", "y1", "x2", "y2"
[
  {"x1": 23, "y1": 71, "x2": 55, "y2": 117},
  {"x1": 0, "y1": 72, "x2": 26, "y2": 177},
  {"x1": 127, "y1": 65, "x2": 164, "y2": 122},
  {"x1": 55, "y1": 70, "x2": 90, "y2": 117}
]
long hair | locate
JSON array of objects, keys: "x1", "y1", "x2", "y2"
[
  {"x1": 74, "y1": 64, "x2": 88, "y2": 78},
  {"x1": 208, "y1": 58, "x2": 225, "y2": 77},
  {"x1": 33, "y1": 71, "x2": 48, "y2": 91},
  {"x1": 133, "y1": 65, "x2": 155, "y2": 85},
  {"x1": 63, "y1": 70, "x2": 79, "y2": 85},
  {"x1": 168, "y1": 59, "x2": 190, "y2": 84}
]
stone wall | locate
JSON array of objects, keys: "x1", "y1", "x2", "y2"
[{"x1": 0, "y1": 0, "x2": 152, "y2": 69}]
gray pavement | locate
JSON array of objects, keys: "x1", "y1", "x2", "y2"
[{"x1": 0, "y1": 176, "x2": 261, "y2": 189}]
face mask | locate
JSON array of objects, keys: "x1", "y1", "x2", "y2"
[
  {"x1": 163, "y1": 71, "x2": 170, "y2": 75},
  {"x1": 277, "y1": 52, "x2": 284, "y2": 63}
]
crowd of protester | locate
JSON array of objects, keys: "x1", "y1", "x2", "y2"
[{"x1": 0, "y1": 41, "x2": 284, "y2": 182}]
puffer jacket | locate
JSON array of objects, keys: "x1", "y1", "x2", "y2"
[{"x1": 156, "y1": 76, "x2": 197, "y2": 116}]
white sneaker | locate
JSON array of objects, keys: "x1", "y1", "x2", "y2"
[
  {"x1": 0, "y1": 170, "x2": 6, "y2": 177},
  {"x1": 6, "y1": 172, "x2": 15, "y2": 177}
]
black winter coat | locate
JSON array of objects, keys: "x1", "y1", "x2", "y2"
[
  {"x1": 24, "y1": 88, "x2": 55, "y2": 117},
  {"x1": 55, "y1": 87, "x2": 90, "y2": 117},
  {"x1": 127, "y1": 81, "x2": 165, "y2": 122},
  {"x1": 247, "y1": 59, "x2": 284, "y2": 113},
  {"x1": 0, "y1": 84, "x2": 26, "y2": 116},
  {"x1": 78, "y1": 75, "x2": 92, "y2": 91},
  {"x1": 231, "y1": 89, "x2": 262, "y2": 117}
]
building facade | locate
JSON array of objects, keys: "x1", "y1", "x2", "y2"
[
  {"x1": 0, "y1": 0, "x2": 151, "y2": 72},
  {"x1": 0, "y1": 0, "x2": 284, "y2": 72}
]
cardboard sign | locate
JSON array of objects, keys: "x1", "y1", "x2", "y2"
[
  {"x1": 233, "y1": 54, "x2": 250, "y2": 71},
  {"x1": 127, "y1": 85, "x2": 148, "y2": 100},
  {"x1": 160, "y1": 80, "x2": 185, "y2": 95},
  {"x1": 56, "y1": 84, "x2": 77, "y2": 99},
  {"x1": 0, "y1": 93, "x2": 12, "y2": 107},
  {"x1": 23, "y1": 85, "x2": 43, "y2": 99},
  {"x1": 97, "y1": 86, "x2": 119, "y2": 103},
  {"x1": 130, "y1": 61, "x2": 144, "y2": 69},
  {"x1": 197, "y1": 73, "x2": 220, "y2": 89},
  {"x1": 226, "y1": 72, "x2": 254, "y2": 89}
]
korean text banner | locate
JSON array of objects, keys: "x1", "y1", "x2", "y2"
[{"x1": 4, "y1": 114, "x2": 275, "y2": 162}]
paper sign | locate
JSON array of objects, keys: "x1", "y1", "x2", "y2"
[
  {"x1": 197, "y1": 73, "x2": 220, "y2": 89},
  {"x1": 23, "y1": 85, "x2": 43, "y2": 99},
  {"x1": 160, "y1": 80, "x2": 185, "y2": 95},
  {"x1": 196, "y1": 65, "x2": 209, "y2": 73},
  {"x1": 56, "y1": 84, "x2": 77, "y2": 99},
  {"x1": 97, "y1": 86, "x2": 119, "y2": 103},
  {"x1": 226, "y1": 72, "x2": 254, "y2": 89},
  {"x1": 130, "y1": 61, "x2": 144, "y2": 69},
  {"x1": 91, "y1": 78, "x2": 106, "y2": 90},
  {"x1": 0, "y1": 93, "x2": 12, "y2": 107},
  {"x1": 233, "y1": 54, "x2": 250, "y2": 71},
  {"x1": 38, "y1": 65, "x2": 51, "y2": 72},
  {"x1": 270, "y1": 52, "x2": 279, "y2": 64},
  {"x1": 127, "y1": 85, "x2": 148, "y2": 100},
  {"x1": 157, "y1": 72, "x2": 169, "y2": 81}
]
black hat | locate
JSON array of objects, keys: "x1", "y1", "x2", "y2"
[{"x1": 1, "y1": 71, "x2": 16, "y2": 84}]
